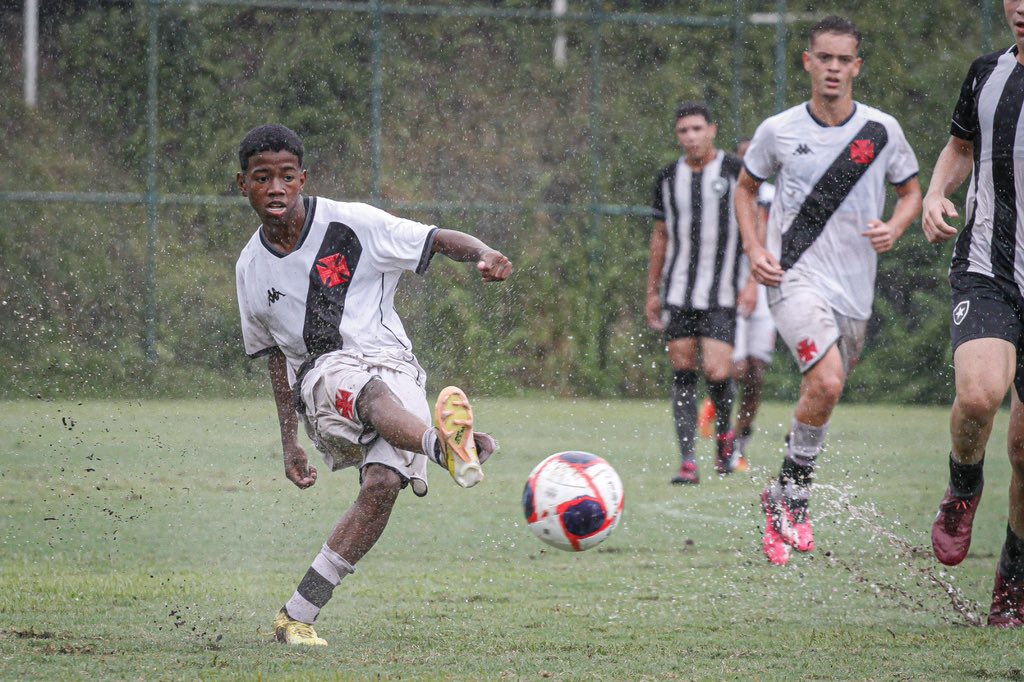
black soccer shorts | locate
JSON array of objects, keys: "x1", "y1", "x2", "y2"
[
  {"x1": 949, "y1": 271, "x2": 1024, "y2": 399},
  {"x1": 663, "y1": 306, "x2": 736, "y2": 345}
]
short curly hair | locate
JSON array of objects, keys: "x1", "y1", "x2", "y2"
[
  {"x1": 238, "y1": 124, "x2": 304, "y2": 171},
  {"x1": 808, "y1": 15, "x2": 861, "y2": 50},
  {"x1": 675, "y1": 101, "x2": 712, "y2": 124}
]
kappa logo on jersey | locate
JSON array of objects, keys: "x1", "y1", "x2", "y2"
[
  {"x1": 850, "y1": 139, "x2": 875, "y2": 165},
  {"x1": 953, "y1": 300, "x2": 970, "y2": 326},
  {"x1": 316, "y1": 253, "x2": 352, "y2": 288},
  {"x1": 267, "y1": 287, "x2": 285, "y2": 305},
  {"x1": 794, "y1": 144, "x2": 812, "y2": 155},
  {"x1": 711, "y1": 177, "x2": 729, "y2": 197},
  {"x1": 335, "y1": 389, "x2": 355, "y2": 420},
  {"x1": 796, "y1": 338, "x2": 818, "y2": 364}
]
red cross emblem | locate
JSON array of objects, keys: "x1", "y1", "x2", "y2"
[
  {"x1": 850, "y1": 139, "x2": 875, "y2": 165},
  {"x1": 335, "y1": 389, "x2": 355, "y2": 420},
  {"x1": 316, "y1": 253, "x2": 351, "y2": 288},
  {"x1": 796, "y1": 338, "x2": 818, "y2": 364}
]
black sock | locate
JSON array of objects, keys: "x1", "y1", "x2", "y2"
[
  {"x1": 998, "y1": 525, "x2": 1024, "y2": 582},
  {"x1": 779, "y1": 457, "x2": 814, "y2": 511},
  {"x1": 948, "y1": 454, "x2": 984, "y2": 498},
  {"x1": 672, "y1": 370, "x2": 698, "y2": 461},
  {"x1": 707, "y1": 379, "x2": 734, "y2": 437}
]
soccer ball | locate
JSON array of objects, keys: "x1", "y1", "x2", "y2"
[{"x1": 522, "y1": 451, "x2": 624, "y2": 552}]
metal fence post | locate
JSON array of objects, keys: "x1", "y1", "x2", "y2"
[
  {"x1": 371, "y1": 0, "x2": 384, "y2": 204},
  {"x1": 144, "y1": 0, "x2": 160, "y2": 368},
  {"x1": 774, "y1": 0, "x2": 787, "y2": 114}
]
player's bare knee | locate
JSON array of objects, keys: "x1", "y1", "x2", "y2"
[
  {"x1": 356, "y1": 378, "x2": 399, "y2": 423},
  {"x1": 705, "y1": 367, "x2": 731, "y2": 383},
  {"x1": 359, "y1": 464, "x2": 402, "y2": 510},
  {"x1": 955, "y1": 386, "x2": 1004, "y2": 424},
  {"x1": 1009, "y1": 443, "x2": 1024, "y2": 475},
  {"x1": 805, "y1": 371, "x2": 843, "y2": 406}
]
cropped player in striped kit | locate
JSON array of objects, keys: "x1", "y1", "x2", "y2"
[{"x1": 924, "y1": 0, "x2": 1024, "y2": 628}]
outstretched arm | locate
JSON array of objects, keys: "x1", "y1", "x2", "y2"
[
  {"x1": 432, "y1": 229, "x2": 513, "y2": 282},
  {"x1": 862, "y1": 176, "x2": 923, "y2": 253},
  {"x1": 268, "y1": 348, "x2": 317, "y2": 489},
  {"x1": 922, "y1": 135, "x2": 975, "y2": 244}
]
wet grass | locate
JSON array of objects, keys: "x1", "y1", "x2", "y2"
[{"x1": 2, "y1": 397, "x2": 1023, "y2": 680}]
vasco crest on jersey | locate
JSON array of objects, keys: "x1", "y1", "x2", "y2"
[{"x1": 850, "y1": 138, "x2": 875, "y2": 165}]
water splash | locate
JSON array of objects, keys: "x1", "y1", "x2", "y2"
[{"x1": 816, "y1": 483, "x2": 985, "y2": 627}]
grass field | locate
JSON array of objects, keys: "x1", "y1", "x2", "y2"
[{"x1": 2, "y1": 396, "x2": 1024, "y2": 680}]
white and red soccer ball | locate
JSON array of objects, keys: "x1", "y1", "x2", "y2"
[{"x1": 522, "y1": 451, "x2": 624, "y2": 552}]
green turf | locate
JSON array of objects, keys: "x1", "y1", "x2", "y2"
[{"x1": 2, "y1": 397, "x2": 1024, "y2": 680}]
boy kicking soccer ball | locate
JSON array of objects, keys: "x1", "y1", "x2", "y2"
[{"x1": 234, "y1": 124, "x2": 512, "y2": 645}]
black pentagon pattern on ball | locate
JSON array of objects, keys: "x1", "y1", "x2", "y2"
[
  {"x1": 521, "y1": 480, "x2": 535, "y2": 520},
  {"x1": 561, "y1": 497, "x2": 606, "y2": 537},
  {"x1": 557, "y1": 451, "x2": 599, "y2": 466}
]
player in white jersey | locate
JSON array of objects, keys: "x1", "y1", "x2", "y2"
[
  {"x1": 736, "y1": 16, "x2": 922, "y2": 566},
  {"x1": 730, "y1": 138, "x2": 777, "y2": 473},
  {"x1": 923, "y1": 0, "x2": 1024, "y2": 627},
  {"x1": 234, "y1": 124, "x2": 512, "y2": 645},
  {"x1": 646, "y1": 102, "x2": 743, "y2": 485}
]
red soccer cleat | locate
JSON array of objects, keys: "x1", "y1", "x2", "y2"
[
  {"x1": 931, "y1": 487, "x2": 982, "y2": 566},
  {"x1": 715, "y1": 430, "x2": 735, "y2": 475},
  {"x1": 671, "y1": 460, "x2": 699, "y2": 485},
  {"x1": 761, "y1": 488, "x2": 794, "y2": 565},
  {"x1": 988, "y1": 570, "x2": 1024, "y2": 628},
  {"x1": 787, "y1": 506, "x2": 815, "y2": 553}
]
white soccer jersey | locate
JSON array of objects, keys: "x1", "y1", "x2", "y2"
[
  {"x1": 235, "y1": 196, "x2": 437, "y2": 382},
  {"x1": 949, "y1": 46, "x2": 1024, "y2": 295},
  {"x1": 652, "y1": 150, "x2": 743, "y2": 310},
  {"x1": 745, "y1": 103, "x2": 919, "y2": 319}
]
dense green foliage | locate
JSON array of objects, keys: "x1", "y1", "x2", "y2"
[
  {"x1": 0, "y1": 1, "x2": 994, "y2": 401},
  {"x1": 1, "y1": 397, "x2": 1019, "y2": 679}
]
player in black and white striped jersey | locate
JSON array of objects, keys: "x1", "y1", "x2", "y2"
[
  {"x1": 646, "y1": 102, "x2": 744, "y2": 485},
  {"x1": 924, "y1": 0, "x2": 1024, "y2": 627}
]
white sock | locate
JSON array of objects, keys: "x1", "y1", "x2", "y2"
[
  {"x1": 421, "y1": 427, "x2": 444, "y2": 467},
  {"x1": 283, "y1": 544, "x2": 355, "y2": 624}
]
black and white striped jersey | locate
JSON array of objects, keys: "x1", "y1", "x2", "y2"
[
  {"x1": 744, "y1": 102, "x2": 919, "y2": 320},
  {"x1": 651, "y1": 150, "x2": 743, "y2": 310},
  {"x1": 236, "y1": 196, "x2": 437, "y2": 384},
  {"x1": 950, "y1": 46, "x2": 1024, "y2": 294}
]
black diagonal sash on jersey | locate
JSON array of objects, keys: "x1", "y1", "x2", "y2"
[
  {"x1": 780, "y1": 121, "x2": 889, "y2": 270},
  {"x1": 302, "y1": 222, "x2": 363, "y2": 356}
]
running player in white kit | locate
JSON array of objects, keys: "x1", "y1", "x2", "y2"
[
  {"x1": 735, "y1": 16, "x2": 921, "y2": 566},
  {"x1": 234, "y1": 124, "x2": 512, "y2": 644}
]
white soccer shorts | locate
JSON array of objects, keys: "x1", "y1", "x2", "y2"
[
  {"x1": 732, "y1": 312, "x2": 776, "y2": 364},
  {"x1": 298, "y1": 349, "x2": 430, "y2": 496},
  {"x1": 767, "y1": 272, "x2": 867, "y2": 375}
]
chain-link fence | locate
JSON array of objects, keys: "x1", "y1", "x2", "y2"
[{"x1": 0, "y1": 1, "x2": 997, "y2": 400}]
